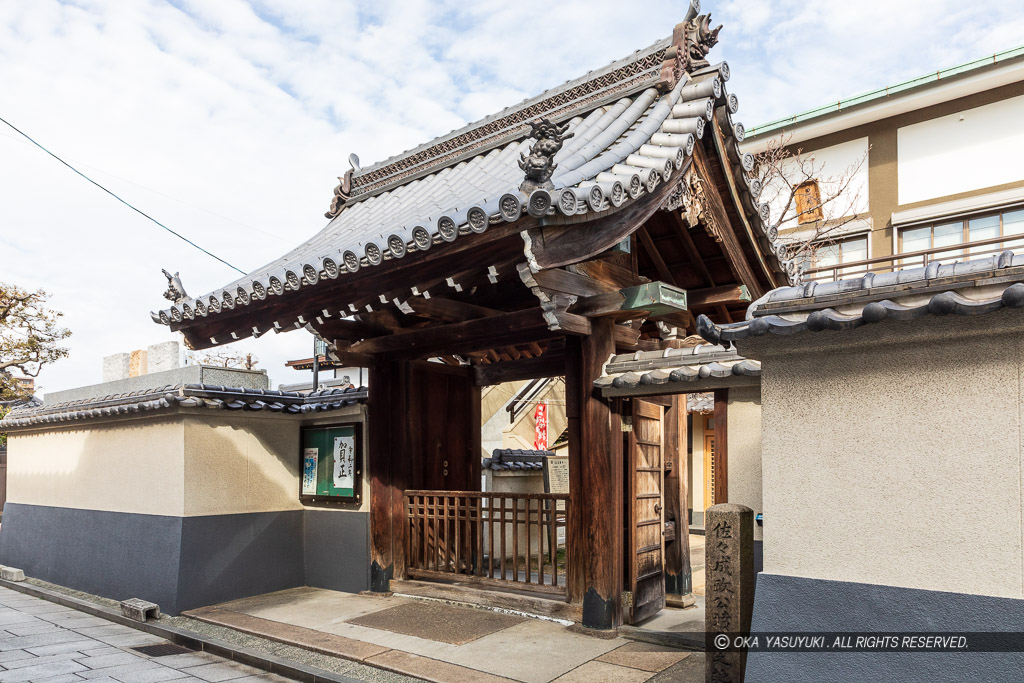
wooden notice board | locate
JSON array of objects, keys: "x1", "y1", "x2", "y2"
[
  {"x1": 300, "y1": 423, "x2": 362, "y2": 504},
  {"x1": 543, "y1": 455, "x2": 569, "y2": 510}
]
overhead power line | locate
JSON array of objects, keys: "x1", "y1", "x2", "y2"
[{"x1": 0, "y1": 115, "x2": 246, "y2": 275}]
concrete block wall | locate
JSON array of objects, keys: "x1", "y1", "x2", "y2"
[{"x1": 102, "y1": 341, "x2": 181, "y2": 382}]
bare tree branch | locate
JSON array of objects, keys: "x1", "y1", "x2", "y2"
[
  {"x1": 755, "y1": 133, "x2": 870, "y2": 266},
  {"x1": 194, "y1": 346, "x2": 259, "y2": 370}
]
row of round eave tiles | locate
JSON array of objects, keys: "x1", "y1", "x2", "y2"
[
  {"x1": 162, "y1": 153, "x2": 783, "y2": 324},
  {"x1": 162, "y1": 178, "x2": 630, "y2": 324}
]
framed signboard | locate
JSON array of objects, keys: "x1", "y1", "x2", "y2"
[{"x1": 300, "y1": 423, "x2": 362, "y2": 504}]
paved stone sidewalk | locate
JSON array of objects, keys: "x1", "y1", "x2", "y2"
[{"x1": 0, "y1": 586, "x2": 300, "y2": 683}]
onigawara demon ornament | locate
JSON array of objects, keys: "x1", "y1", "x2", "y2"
[
  {"x1": 519, "y1": 118, "x2": 574, "y2": 193},
  {"x1": 161, "y1": 269, "x2": 189, "y2": 304}
]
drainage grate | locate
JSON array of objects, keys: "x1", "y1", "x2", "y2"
[{"x1": 132, "y1": 643, "x2": 194, "y2": 657}]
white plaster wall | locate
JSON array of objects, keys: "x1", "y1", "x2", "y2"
[
  {"x1": 183, "y1": 408, "x2": 367, "y2": 517},
  {"x1": 183, "y1": 415, "x2": 302, "y2": 517},
  {"x1": 749, "y1": 317, "x2": 1024, "y2": 598},
  {"x1": 6, "y1": 419, "x2": 185, "y2": 516},
  {"x1": 898, "y1": 94, "x2": 1024, "y2": 205},
  {"x1": 5, "y1": 407, "x2": 368, "y2": 519},
  {"x1": 727, "y1": 386, "x2": 763, "y2": 542},
  {"x1": 762, "y1": 137, "x2": 870, "y2": 231}
]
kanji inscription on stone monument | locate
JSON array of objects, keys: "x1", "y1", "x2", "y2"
[{"x1": 705, "y1": 503, "x2": 754, "y2": 683}]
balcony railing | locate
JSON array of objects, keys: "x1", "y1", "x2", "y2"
[
  {"x1": 802, "y1": 234, "x2": 1024, "y2": 282},
  {"x1": 404, "y1": 490, "x2": 569, "y2": 596}
]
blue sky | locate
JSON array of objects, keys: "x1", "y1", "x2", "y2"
[{"x1": 2, "y1": 0, "x2": 1023, "y2": 394}]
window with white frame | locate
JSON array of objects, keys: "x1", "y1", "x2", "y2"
[
  {"x1": 794, "y1": 234, "x2": 869, "y2": 278},
  {"x1": 898, "y1": 206, "x2": 1024, "y2": 263}
]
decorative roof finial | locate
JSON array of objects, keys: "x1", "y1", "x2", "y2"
[
  {"x1": 518, "y1": 118, "x2": 574, "y2": 194},
  {"x1": 656, "y1": 12, "x2": 723, "y2": 92},
  {"x1": 325, "y1": 154, "x2": 361, "y2": 219},
  {"x1": 686, "y1": 14, "x2": 722, "y2": 70},
  {"x1": 162, "y1": 269, "x2": 189, "y2": 303}
]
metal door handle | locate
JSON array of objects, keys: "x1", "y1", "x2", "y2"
[{"x1": 654, "y1": 503, "x2": 662, "y2": 515}]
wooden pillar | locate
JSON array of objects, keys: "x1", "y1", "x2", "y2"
[
  {"x1": 565, "y1": 319, "x2": 621, "y2": 629},
  {"x1": 713, "y1": 388, "x2": 728, "y2": 504},
  {"x1": 664, "y1": 394, "x2": 692, "y2": 599},
  {"x1": 368, "y1": 358, "x2": 409, "y2": 592}
]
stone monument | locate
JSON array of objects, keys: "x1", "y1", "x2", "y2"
[{"x1": 705, "y1": 503, "x2": 754, "y2": 683}]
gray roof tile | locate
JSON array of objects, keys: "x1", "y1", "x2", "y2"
[
  {"x1": 0, "y1": 384, "x2": 367, "y2": 430},
  {"x1": 698, "y1": 252, "x2": 1024, "y2": 344},
  {"x1": 595, "y1": 343, "x2": 761, "y2": 395}
]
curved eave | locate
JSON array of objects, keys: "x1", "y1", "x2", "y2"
[{"x1": 156, "y1": 63, "x2": 795, "y2": 347}]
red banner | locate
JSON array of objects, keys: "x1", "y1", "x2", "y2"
[{"x1": 534, "y1": 402, "x2": 548, "y2": 450}]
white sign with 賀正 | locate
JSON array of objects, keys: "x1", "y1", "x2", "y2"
[
  {"x1": 333, "y1": 435, "x2": 355, "y2": 491},
  {"x1": 302, "y1": 448, "x2": 318, "y2": 495}
]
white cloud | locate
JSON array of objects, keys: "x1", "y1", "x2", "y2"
[{"x1": 1, "y1": 0, "x2": 1021, "y2": 396}]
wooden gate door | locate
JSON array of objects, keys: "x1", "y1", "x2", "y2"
[{"x1": 628, "y1": 399, "x2": 666, "y2": 623}]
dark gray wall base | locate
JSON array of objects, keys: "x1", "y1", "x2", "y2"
[
  {"x1": 747, "y1": 573, "x2": 1024, "y2": 683},
  {"x1": 304, "y1": 509, "x2": 369, "y2": 593},
  {"x1": 178, "y1": 512, "x2": 305, "y2": 612},
  {"x1": 0, "y1": 504, "x2": 183, "y2": 612},
  {"x1": 0, "y1": 503, "x2": 369, "y2": 615}
]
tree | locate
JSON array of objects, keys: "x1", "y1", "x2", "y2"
[
  {"x1": 1, "y1": 283, "x2": 71, "y2": 402},
  {"x1": 194, "y1": 347, "x2": 259, "y2": 370},
  {"x1": 754, "y1": 133, "x2": 869, "y2": 269}
]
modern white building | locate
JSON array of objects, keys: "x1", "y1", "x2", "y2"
[{"x1": 745, "y1": 45, "x2": 1024, "y2": 282}]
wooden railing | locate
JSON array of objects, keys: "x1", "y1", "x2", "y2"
[
  {"x1": 404, "y1": 490, "x2": 569, "y2": 596},
  {"x1": 803, "y1": 234, "x2": 1024, "y2": 282}
]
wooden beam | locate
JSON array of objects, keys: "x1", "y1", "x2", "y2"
[
  {"x1": 529, "y1": 268, "x2": 619, "y2": 298},
  {"x1": 551, "y1": 310, "x2": 593, "y2": 336},
  {"x1": 572, "y1": 258, "x2": 647, "y2": 290},
  {"x1": 613, "y1": 324, "x2": 642, "y2": 350},
  {"x1": 687, "y1": 284, "x2": 751, "y2": 308},
  {"x1": 328, "y1": 347, "x2": 376, "y2": 368},
  {"x1": 472, "y1": 352, "x2": 566, "y2": 386},
  {"x1": 316, "y1": 317, "x2": 393, "y2": 341},
  {"x1": 407, "y1": 297, "x2": 502, "y2": 323},
  {"x1": 349, "y1": 307, "x2": 590, "y2": 357},
  {"x1": 693, "y1": 147, "x2": 765, "y2": 299},
  {"x1": 669, "y1": 211, "x2": 716, "y2": 287},
  {"x1": 359, "y1": 309, "x2": 405, "y2": 331},
  {"x1": 713, "y1": 388, "x2": 729, "y2": 505},
  {"x1": 636, "y1": 226, "x2": 679, "y2": 287},
  {"x1": 571, "y1": 291, "x2": 631, "y2": 318}
]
